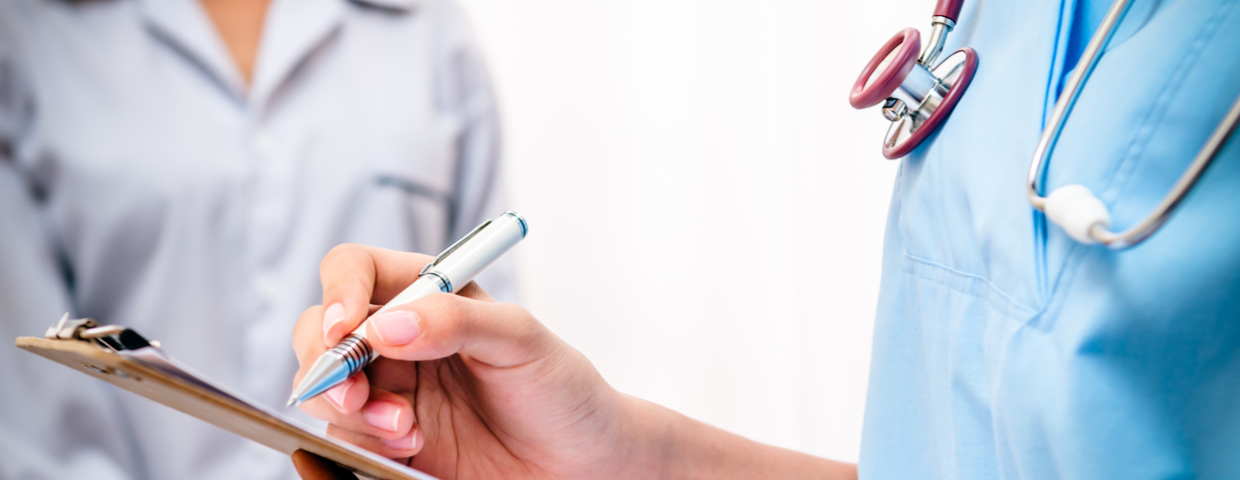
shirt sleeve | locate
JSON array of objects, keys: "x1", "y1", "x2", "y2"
[
  {"x1": 0, "y1": 19, "x2": 140, "y2": 480},
  {"x1": 433, "y1": 0, "x2": 519, "y2": 303},
  {"x1": 0, "y1": 17, "x2": 30, "y2": 171}
]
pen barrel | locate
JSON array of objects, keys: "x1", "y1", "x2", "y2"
[
  {"x1": 378, "y1": 212, "x2": 527, "y2": 314},
  {"x1": 373, "y1": 279, "x2": 453, "y2": 317},
  {"x1": 428, "y1": 212, "x2": 526, "y2": 293}
]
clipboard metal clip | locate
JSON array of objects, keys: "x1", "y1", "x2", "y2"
[{"x1": 45, "y1": 313, "x2": 158, "y2": 352}]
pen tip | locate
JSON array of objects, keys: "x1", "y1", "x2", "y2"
[{"x1": 286, "y1": 396, "x2": 298, "y2": 408}]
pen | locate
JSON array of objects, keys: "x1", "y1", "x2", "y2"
[{"x1": 287, "y1": 211, "x2": 528, "y2": 407}]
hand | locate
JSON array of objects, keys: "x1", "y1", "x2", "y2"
[
  {"x1": 291, "y1": 244, "x2": 639, "y2": 478},
  {"x1": 291, "y1": 244, "x2": 857, "y2": 480},
  {"x1": 290, "y1": 450, "x2": 353, "y2": 480}
]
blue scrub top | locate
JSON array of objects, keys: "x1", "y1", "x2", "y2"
[{"x1": 859, "y1": 0, "x2": 1240, "y2": 478}]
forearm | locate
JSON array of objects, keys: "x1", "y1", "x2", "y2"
[{"x1": 617, "y1": 395, "x2": 858, "y2": 480}]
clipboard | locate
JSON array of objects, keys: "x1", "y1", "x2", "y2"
[{"x1": 15, "y1": 315, "x2": 438, "y2": 480}]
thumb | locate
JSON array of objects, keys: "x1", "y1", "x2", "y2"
[{"x1": 364, "y1": 293, "x2": 552, "y2": 369}]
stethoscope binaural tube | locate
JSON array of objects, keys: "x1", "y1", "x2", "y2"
[
  {"x1": 1026, "y1": 0, "x2": 1240, "y2": 248},
  {"x1": 922, "y1": 0, "x2": 964, "y2": 66}
]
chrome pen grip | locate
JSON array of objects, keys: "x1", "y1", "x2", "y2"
[
  {"x1": 287, "y1": 334, "x2": 376, "y2": 406},
  {"x1": 331, "y1": 333, "x2": 377, "y2": 375}
]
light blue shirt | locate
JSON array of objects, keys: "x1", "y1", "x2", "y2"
[
  {"x1": 0, "y1": 0, "x2": 514, "y2": 479},
  {"x1": 861, "y1": 0, "x2": 1240, "y2": 478}
]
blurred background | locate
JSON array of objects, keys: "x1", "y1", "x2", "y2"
[{"x1": 456, "y1": 0, "x2": 924, "y2": 462}]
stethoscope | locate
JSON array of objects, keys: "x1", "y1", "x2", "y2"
[{"x1": 851, "y1": 0, "x2": 1240, "y2": 248}]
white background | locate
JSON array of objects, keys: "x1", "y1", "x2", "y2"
[{"x1": 458, "y1": 0, "x2": 924, "y2": 462}]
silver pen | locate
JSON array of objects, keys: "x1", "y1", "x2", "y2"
[{"x1": 287, "y1": 212, "x2": 529, "y2": 407}]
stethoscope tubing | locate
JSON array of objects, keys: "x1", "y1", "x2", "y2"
[
  {"x1": 1026, "y1": 0, "x2": 1134, "y2": 212},
  {"x1": 1095, "y1": 92, "x2": 1240, "y2": 248},
  {"x1": 1025, "y1": 0, "x2": 1240, "y2": 248}
]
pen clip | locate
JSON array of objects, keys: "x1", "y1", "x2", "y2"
[{"x1": 420, "y1": 220, "x2": 492, "y2": 276}]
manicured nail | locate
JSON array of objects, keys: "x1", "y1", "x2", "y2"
[
  {"x1": 323, "y1": 378, "x2": 352, "y2": 412},
  {"x1": 363, "y1": 401, "x2": 402, "y2": 433},
  {"x1": 370, "y1": 311, "x2": 421, "y2": 346},
  {"x1": 322, "y1": 303, "x2": 346, "y2": 344},
  {"x1": 382, "y1": 427, "x2": 422, "y2": 451}
]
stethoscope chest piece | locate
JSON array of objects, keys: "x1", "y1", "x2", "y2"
[
  {"x1": 848, "y1": 0, "x2": 1240, "y2": 247},
  {"x1": 850, "y1": 7, "x2": 977, "y2": 159}
]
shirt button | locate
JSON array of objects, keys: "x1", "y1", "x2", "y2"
[{"x1": 252, "y1": 131, "x2": 274, "y2": 156}]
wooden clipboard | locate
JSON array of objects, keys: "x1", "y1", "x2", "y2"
[{"x1": 15, "y1": 316, "x2": 437, "y2": 480}]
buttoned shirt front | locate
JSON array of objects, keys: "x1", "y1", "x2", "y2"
[{"x1": 0, "y1": 0, "x2": 514, "y2": 478}]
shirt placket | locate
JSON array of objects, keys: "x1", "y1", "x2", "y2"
[{"x1": 242, "y1": 107, "x2": 296, "y2": 402}]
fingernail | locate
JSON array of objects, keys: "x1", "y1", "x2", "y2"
[
  {"x1": 322, "y1": 303, "x2": 346, "y2": 344},
  {"x1": 382, "y1": 427, "x2": 422, "y2": 451},
  {"x1": 370, "y1": 311, "x2": 421, "y2": 346},
  {"x1": 363, "y1": 401, "x2": 402, "y2": 433},
  {"x1": 323, "y1": 378, "x2": 352, "y2": 412}
]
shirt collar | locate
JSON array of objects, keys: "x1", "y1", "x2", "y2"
[
  {"x1": 349, "y1": 0, "x2": 419, "y2": 11},
  {"x1": 136, "y1": 0, "x2": 247, "y2": 101},
  {"x1": 132, "y1": 0, "x2": 418, "y2": 106},
  {"x1": 248, "y1": 0, "x2": 348, "y2": 106}
]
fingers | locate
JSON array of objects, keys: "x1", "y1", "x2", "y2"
[
  {"x1": 363, "y1": 357, "x2": 423, "y2": 394},
  {"x1": 320, "y1": 244, "x2": 435, "y2": 344},
  {"x1": 293, "y1": 304, "x2": 384, "y2": 368},
  {"x1": 318, "y1": 245, "x2": 375, "y2": 345},
  {"x1": 454, "y1": 280, "x2": 495, "y2": 302},
  {"x1": 294, "y1": 369, "x2": 372, "y2": 417},
  {"x1": 327, "y1": 423, "x2": 424, "y2": 459},
  {"x1": 299, "y1": 385, "x2": 415, "y2": 441},
  {"x1": 294, "y1": 313, "x2": 420, "y2": 443},
  {"x1": 296, "y1": 358, "x2": 425, "y2": 460},
  {"x1": 290, "y1": 450, "x2": 356, "y2": 480},
  {"x1": 292, "y1": 305, "x2": 328, "y2": 367},
  {"x1": 292, "y1": 306, "x2": 371, "y2": 418},
  {"x1": 366, "y1": 293, "x2": 551, "y2": 369}
]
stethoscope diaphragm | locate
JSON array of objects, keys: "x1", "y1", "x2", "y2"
[{"x1": 850, "y1": 2, "x2": 975, "y2": 160}]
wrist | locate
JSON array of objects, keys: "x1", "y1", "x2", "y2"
[
  {"x1": 605, "y1": 394, "x2": 680, "y2": 480},
  {"x1": 609, "y1": 395, "x2": 857, "y2": 480}
]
